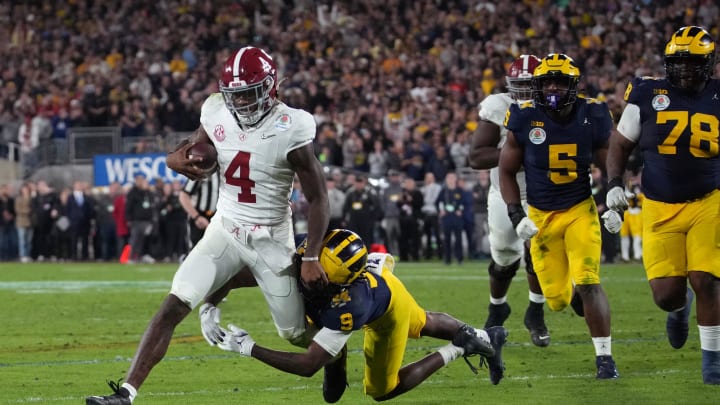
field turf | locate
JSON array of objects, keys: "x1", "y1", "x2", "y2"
[{"x1": 0, "y1": 260, "x2": 716, "y2": 404}]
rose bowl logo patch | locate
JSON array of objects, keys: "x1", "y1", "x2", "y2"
[
  {"x1": 213, "y1": 125, "x2": 226, "y2": 142},
  {"x1": 275, "y1": 114, "x2": 292, "y2": 131},
  {"x1": 652, "y1": 94, "x2": 670, "y2": 111},
  {"x1": 529, "y1": 127, "x2": 546, "y2": 144}
]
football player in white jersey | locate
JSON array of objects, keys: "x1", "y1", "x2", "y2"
[
  {"x1": 469, "y1": 55, "x2": 551, "y2": 347},
  {"x1": 87, "y1": 46, "x2": 330, "y2": 405}
]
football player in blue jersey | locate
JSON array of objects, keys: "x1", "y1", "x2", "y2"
[
  {"x1": 214, "y1": 229, "x2": 508, "y2": 402},
  {"x1": 605, "y1": 26, "x2": 720, "y2": 385},
  {"x1": 498, "y1": 53, "x2": 620, "y2": 379}
]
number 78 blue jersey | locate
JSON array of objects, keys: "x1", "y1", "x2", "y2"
[
  {"x1": 621, "y1": 77, "x2": 720, "y2": 202},
  {"x1": 504, "y1": 99, "x2": 612, "y2": 211}
]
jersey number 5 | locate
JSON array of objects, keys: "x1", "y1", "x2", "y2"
[
  {"x1": 548, "y1": 144, "x2": 578, "y2": 184},
  {"x1": 225, "y1": 151, "x2": 257, "y2": 203},
  {"x1": 656, "y1": 111, "x2": 719, "y2": 158}
]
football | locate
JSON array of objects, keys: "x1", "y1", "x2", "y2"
[{"x1": 187, "y1": 142, "x2": 218, "y2": 171}]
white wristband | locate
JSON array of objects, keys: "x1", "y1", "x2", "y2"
[{"x1": 301, "y1": 256, "x2": 319, "y2": 262}]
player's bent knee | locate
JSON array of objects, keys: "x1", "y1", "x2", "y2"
[{"x1": 488, "y1": 259, "x2": 520, "y2": 281}]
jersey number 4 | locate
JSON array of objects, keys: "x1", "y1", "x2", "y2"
[
  {"x1": 656, "y1": 111, "x2": 719, "y2": 157},
  {"x1": 225, "y1": 151, "x2": 257, "y2": 203}
]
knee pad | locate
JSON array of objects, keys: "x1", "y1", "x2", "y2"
[
  {"x1": 524, "y1": 245, "x2": 536, "y2": 275},
  {"x1": 488, "y1": 258, "x2": 520, "y2": 281}
]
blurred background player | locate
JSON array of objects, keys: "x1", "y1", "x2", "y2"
[
  {"x1": 606, "y1": 26, "x2": 720, "y2": 384},
  {"x1": 469, "y1": 54, "x2": 549, "y2": 347},
  {"x1": 499, "y1": 53, "x2": 619, "y2": 379},
  {"x1": 214, "y1": 229, "x2": 508, "y2": 402}
]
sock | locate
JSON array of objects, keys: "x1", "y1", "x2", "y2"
[
  {"x1": 438, "y1": 343, "x2": 464, "y2": 365},
  {"x1": 592, "y1": 336, "x2": 612, "y2": 356},
  {"x1": 529, "y1": 291, "x2": 546, "y2": 304},
  {"x1": 701, "y1": 350, "x2": 720, "y2": 380},
  {"x1": 121, "y1": 383, "x2": 137, "y2": 403},
  {"x1": 698, "y1": 325, "x2": 720, "y2": 351},
  {"x1": 490, "y1": 296, "x2": 507, "y2": 305},
  {"x1": 668, "y1": 306, "x2": 686, "y2": 319}
]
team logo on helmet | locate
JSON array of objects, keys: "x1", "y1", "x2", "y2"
[{"x1": 529, "y1": 127, "x2": 546, "y2": 144}]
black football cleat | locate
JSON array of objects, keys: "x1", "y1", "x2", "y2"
[
  {"x1": 323, "y1": 345, "x2": 348, "y2": 403},
  {"x1": 524, "y1": 302, "x2": 550, "y2": 347},
  {"x1": 485, "y1": 326, "x2": 508, "y2": 385},
  {"x1": 86, "y1": 380, "x2": 131, "y2": 405},
  {"x1": 452, "y1": 324, "x2": 495, "y2": 359},
  {"x1": 484, "y1": 302, "x2": 511, "y2": 329},
  {"x1": 595, "y1": 355, "x2": 619, "y2": 379}
]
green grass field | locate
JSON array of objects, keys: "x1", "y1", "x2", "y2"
[{"x1": 0, "y1": 260, "x2": 716, "y2": 404}]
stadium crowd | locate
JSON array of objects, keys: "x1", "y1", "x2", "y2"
[{"x1": 0, "y1": 0, "x2": 717, "y2": 262}]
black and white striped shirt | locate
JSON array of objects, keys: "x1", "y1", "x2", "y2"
[{"x1": 182, "y1": 171, "x2": 220, "y2": 218}]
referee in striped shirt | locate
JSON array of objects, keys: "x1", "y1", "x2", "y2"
[{"x1": 179, "y1": 170, "x2": 220, "y2": 247}]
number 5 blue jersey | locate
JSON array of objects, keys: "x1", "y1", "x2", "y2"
[
  {"x1": 504, "y1": 99, "x2": 612, "y2": 211},
  {"x1": 623, "y1": 77, "x2": 720, "y2": 202}
]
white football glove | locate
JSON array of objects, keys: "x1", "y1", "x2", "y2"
[
  {"x1": 199, "y1": 303, "x2": 224, "y2": 346},
  {"x1": 217, "y1": 324, "x2": 255, "y2": 357},
  {"x1": 515, "y1": 217, "x2": 539, "y2": 241},
  {"x1": 601, "y1": 210, "x2": 623, "y2": 234},
  {"x1": 606, "y1": 186, "x2": 628, "y2": 211}
]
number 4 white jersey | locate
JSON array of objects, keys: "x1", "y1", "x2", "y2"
[
  {"x1": 478, "y1": 92, "x2": 527, "y2": 200},
  {"x1": 200, "y1": 93, "x2": 316, "y2": 225}
]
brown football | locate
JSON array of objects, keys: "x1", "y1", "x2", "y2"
[{"x1": 187, "y1": 142, "x2": 218, "y2": 171}]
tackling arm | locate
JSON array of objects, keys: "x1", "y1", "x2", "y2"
[
  {"x1": 468, "y1": 120, "x2": 502, "y2": 170},
  {"x1": 251, "y1": 341, "x2": 335, "y2": 377}
]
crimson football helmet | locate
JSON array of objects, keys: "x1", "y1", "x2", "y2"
[
  {"x1": 506, "y1": 54, "x2": 541, "y2": 102},
  {"x1": 664, "y1": 26, "x2": 715, "y2": 93},
  {"x1": 219, "y1": 46, "x2": 278, "y2": 126},
  {"x1": 532, "y1": 53, "x2": 581, "y2": 111}
]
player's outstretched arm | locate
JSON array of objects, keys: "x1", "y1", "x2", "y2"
[{"x1": 219, "y1": 324, "x2": 334, "y2": 377}]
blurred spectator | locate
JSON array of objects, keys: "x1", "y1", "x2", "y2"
[
  {"x1": 342, "y1": 174, "x2": 382, "y2": 246},
  {"x1": 420, "y1": 172, "x2": 443, "y2": 260},
  {"x1": 398, "y1": 176, "x2": 424, "y2": 262},
  {"x1": 125, "y1": 174, "x2": 155, "y2": 264},
  {"x1": 66, "y1": 181, "x2": 95, "y2": 261},
  {"x1": 93, "y1": 183, "x2": 120, "y2": 262},
  {"x1": 14, "y1": 182, "x2": 33, "y2": 262},
  {"x1": 326, "y1": 174, "x2": 346, "y2": 231},
  {"x1": 0, "y1": 183, "x2": 17, "y2": 260},
  {"x1": 436, "y1": 172, "x2": 465, "y2": 266},
  {"x1": 112, "y1": 183, "x2": 130, "y2": 257},
  {"x1": 31, "y1": 180, "x2": 59, "y2": 261},
  {"x1": 380, "y1": 169, "x2": 403, "y2": 254},
  {"x1": 160, "y1": 180, "x2": 188, "y2": 262},
  {"x1": 54, "y1": 187, "x2": 73, "y2": 261}
]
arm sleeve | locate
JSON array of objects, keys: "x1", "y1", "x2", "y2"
[
  {"x1": 312, "y1": 327, "x2": 352, "y2": 357},
  {"x1": 616, "y1": 103, "x2": 641, "y2": 142}
]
